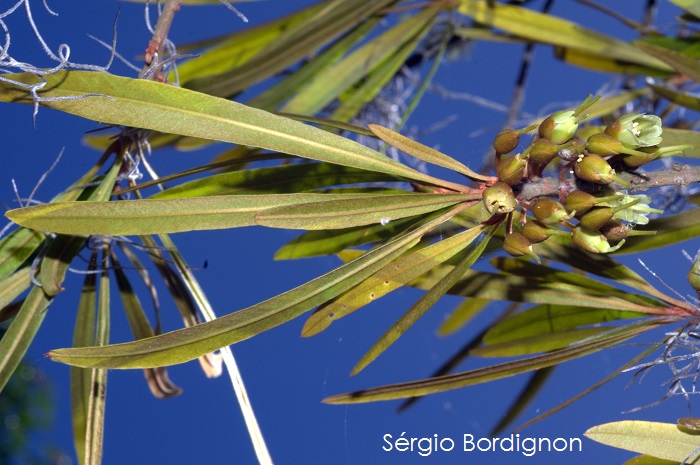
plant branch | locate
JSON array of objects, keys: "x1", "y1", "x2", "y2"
[
  {"x1": 138, "y1": 0, "x2": 181, "y2": 80},
  {"x1": 519, "y1": 164, "x2": 700, "y2": 201}
]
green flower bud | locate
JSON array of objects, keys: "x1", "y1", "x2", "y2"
[
  {"x1": 571, "y1": 226, "x2": 626, "y2": 254},
  {"x1": 532, "y1": 198, "x2": 573, "y2": 225},
  {"x1": 493, "y1": 124, "x2": 537, "y2": 154},
  {"x1": 503, "y1": 232, "x2": 541, "y2": 263},
  {"x1": 527, "y1": 138, "x2": 559, "y2": 167},
  {"x1": 605, "y1": 114, "x2": 663, "y2": 149},
  {"x1": 600, "y1": 220, "x2": 657, "y2": 242},
  {"x1": 482, "y1": 182, "x2": 518, "y2": 215},
  {"x1": 521, "y1": 220, "x2": 569, "y2": 244},
  {"x1": 585, "y1": 132, "x2": 649, "y2": 157},
  {"x1": 539, "y1": 111, "x2": 578, "y2": 144},
  {"x1": 688, "y1": 251, "x2": 700, "y2": 294},
  {"x1": 564, "y1": 190, "x2": 623, "y2": 216},
  {"x1": 497, "y1": 153, "x2": 528, "y2": 185},
  {"x1": 574, "y1": 154, "x2": 630, "y2": 187},
  {"x1": 579, "y1": 207, "x2": 614, "y2": 231},
  {"x1": 579, "y1": 199, "x2": 640, "y2": 230},
  {"x1": 538, "y1": 95, "x2": 600, "y2": 144}
]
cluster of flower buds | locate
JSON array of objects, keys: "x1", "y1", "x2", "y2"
[{"x1": 486, "y1": 95, "x2": 688, "y2": 260}]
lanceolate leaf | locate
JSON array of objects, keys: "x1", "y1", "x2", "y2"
[
  {"x1": 414, "y1": 269, "x2": 668, "y2": 314},
  {"x1": 649, "y1": 83, "x2": 700, "y2": 112},
  {"x1": 255, "y1": 193, "x2": 477, "y2": 230},
  {"x1": 8, "y1": 192, "x2": 446, "y2": 236},
  {"x1": 85, "y1": 256, "x2": 110, "y2": 465},
  {"x1": 47, "y1": 206, "x2": 465, "y2": 369},
  {"x1": 173, "y1": 2, "x2": 325, "y2": 85},
  {"x1": 186, "y1": 0, "x2": 401, "y2": 97},
  {"x1": 71, "y1": 251, "x2": 97, "y2": 465},
  {"x1": 322, "y1": 318, "x2": 671, "y2": 404},
  {"x1": 437, "y1": 298, "x2": 491, "y2": 336},
  {"x1": 585, "y1": 421, "x2": 700, "y2": 464},
  {"x1": 636, "y1": 41, "x2": 700, "y2": 81},
  {"x1": 303, "y1": 222, "x2": 488, "y2": 337},
  {"x1": 457, "y1": 1, "x2": 670, "y2": 72},
  {"x1": 472, "y1": 327, "x2": 618, "y2": 357},
  {"x1": 151, "y1": 163, "x2": 396, "y2": 199},
  {"x1": 0, "y1": 70, "x2": 461, "y2": 190},
  {"x1": 662, "y1": 128, "x2": 700, "y2": 158},
  {"x1": 368, "y1": 125, "x2": 494, "y2": 182},
  {"x1": 274, "y1": 217, "x2": 415, "y2": 260},
  {"x1": 283, "y1": 4, "x2": 440, "y2": 120},
  {"x1": 0, "y1": 286, "x2": 51, "y2": 393},
  {"x1": 0, "y1": 268, "x2": 31, "y2": 313},
  {"x1": 351, "y1": 224, "x2": 497, "y2": 374},
  {"x1": 0, "y1": 228, "x2": 43, "y2": 280}
]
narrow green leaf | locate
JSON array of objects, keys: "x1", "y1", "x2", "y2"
[
  {"x1": 85, "y1": 252, "x2": 109, "y2": 465},
  {"x1": 555, "y1": 47, "x2": 671, "y2": 77},
  {"x1": 0, "y1": 228, "x2": 43, "y2": 280},
  {"x1": 323, "y1": 319, "x2": 669, "y2": 404},
  {"x1": 437, "y1": 298, "x2": 491, "y2": 336},
  {"x1": 71, "y1": 250, "x2": 97, "y2": 465},
  {"x1": 248, "y1": 17, "x2": 380, "y2": 113},
  {"x1": 457, "y1": 1, "x2": 670, "y2": 71},
  {"x1": 0, "y1": 268, "x2": 31, "y2": 312},
  {"x1": 303, "y1": 222, "x2": 487, "y2": 337},
  {"x1": 151, "y1": 163, "x2": 397, "y2": 199},
  {"x1": 514, "y1": 341, "x2": 664, "y2": 433},
  {"x1": 636, "y1": 41, "x2": 700, "y2": 80},
  {"x1": 472, "y1": 327, "x2": 614, "y2": 357},
  {"x1": 414, "y1": 269, "x2": 666, "y2": 314},
  {"x1": 47, "y1": 206, "x2": 464, "y2": 369},
  {"x1": 328, "y1": 7, "x2": 438, "y2": 123},
  {"x1": 585, "y1": 421, "x2": 700, "y2": 464},
  {"x1": 352, "y1": 224, "x2": 496, "y2": 374},
  {"x1": 187, "y1": 0, "x2": 400, "y2": 97},
  {"x1": 255, "y1": 193, "x2": 476, "y2": 230},
  {"x1": 490, "y1": 257, "x2": 665, "y2": 308},
  {"x1": 0, "y1": 70, "x2": 460, "y2": 190},
  {"x1": 483, "y1": 304, "x2": 645, "y2": 345},
  {"x1": 274, "y1": 217, "x2": 415, "y2": 260},
  {"x1": 369, "y1": 124, "x2": 494, "y2": 182},
  {"x1": 280, "y1": 4, "x2": 440, "y2": 116},
  {"x1": 661, "y1": 128, "x2": 700, "y2": 158},
  {"x1": 174, "y1": 2, "x2": 325, "y2": 84},
  {"x1": 8, "y1": 193, "x2": 427, "y2": 236},
  {"x1": 649, "y1": 83, "x2": 700, "y2": 112},
  {"x1": 0, "y1": 286, "x2": 51, "y2": 393}
]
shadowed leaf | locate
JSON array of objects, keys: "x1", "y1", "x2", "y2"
[{"x1": 324, "y1": 319, "x2": 670, "y2": 404}]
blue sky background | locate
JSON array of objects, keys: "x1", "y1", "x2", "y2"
[{"x1": 1, "y1": 1, "x2": 699, "y2": 464}]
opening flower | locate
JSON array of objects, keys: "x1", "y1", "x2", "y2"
[{"x1": 606, "y1": 113, "x2": 663, "y2": 149}]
